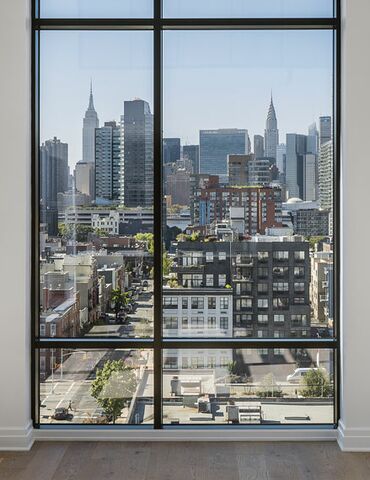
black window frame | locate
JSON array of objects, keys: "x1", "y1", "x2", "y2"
[{"x1": 31, "y1": 0, "x2": 341, "y2": 429}]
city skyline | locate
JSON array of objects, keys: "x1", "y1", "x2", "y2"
[{"x1": 40, "y1": 29, "x2": 333, "y2": 168}]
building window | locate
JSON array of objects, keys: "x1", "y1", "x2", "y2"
[
  {"x1": 294, "y1": 282, "x2": 305, "y2": 293},
  {"x1": 163, "y1": 297, "x2": 178, "y2": 310},
  {"x1": 273, "y1": 251, "x2": 289, "y2": 261},
  {"x1": 219, "y1": 251, "x2": 227, "y2": 261},
  {"x1": 191, "y1": 316, "x2": 204, "y2": 328},
  {"x1": 258, "y1": 298, "x2": 268, "y2": 309},
  {"x1": 273, "y1": 282, "x2": 289, "y2": 292},
  {"x1": 257, "y1": 283, "x2": 268, "y2": 293},
  {"x1": 257, "y1": 251, "x2": 269, "y2": 262},
  {"x1": 33, "y1": 1, "x2": 338, "y2": 429},
  {"x1": 220, "y1": 317, "x2": 229, "y2": 330},
  {"x1": 206, "y1": 251, "x2": 214, "y2": 262},
  {"x1": 218, "y1": 274, "x2": 226, "y2": 287},
  {"x1": 163, "y1": 317, "x2": 178, "y2": 330},
  {"x1": 208, "y1": 317, "x2": 217, "y2": 328},
  {"x1": 258, "y1": 314, "x2": 268, "y2": 324},
  {"x1": 206, "y1": 274, "x2": 214, "y2": 287},
  {"x1": 191, "y1": 297, "x2": 204, "y2": 310},
  {"x1": 208, "y1": 297, "x2": 216, "y2": 309},
  {"x1": 294, "y1": 251, "x2": 305, "y2": 261},
  {"x1": 274, "y1": 314, "x2": 285, "y2": 323},
  {"x1": 220, "y1": 297, "x2": 229, "y2": 309},
  {"x1": 294, "y1": 267, "x2": 305, "y2": 278}
]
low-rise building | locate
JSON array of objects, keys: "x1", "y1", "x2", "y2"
[
  {"x1": 92, "y1": 211, "x2": 120, "y2": 235},
  {"x1": 163, "y1": 287, "x2": 233, "y2": 337},
  {"x1": 173, "y1": 236, "x2": 311, "y2": 339}
]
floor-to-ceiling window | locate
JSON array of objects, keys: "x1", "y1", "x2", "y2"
[{"x1": 32, "y1": 0, "x2": 339, "y2": 429}]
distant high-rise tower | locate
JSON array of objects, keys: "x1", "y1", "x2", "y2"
[
  {"x1": 308, "y1": 122, "x2": 319, "y2": 155},
  {"x1": 319, "y1": 140, "x2": 333, "y2": 234},
  {"x1": 183, "y1": 145, "x2": 200, "y2": 174},
  {"x1": 286, "y1": 133, "x2": 317, "y2": 202},
  {"x1": 95, "y1": 121, "x2": 121, "y2": 203},
  {"x1": 264, "y1": 95, "x2": 279, "y2": 161},
  {"x1": 40, "y1": 137, "x2": 69, "y2": 235},
  {"x1": 82, "y1": 81, "x2": 99, "y2": 164},
  {"x1": 199, "y1": 129, "x2": 249, "y2": 183},
  {"x1": 254, "y1": 135, "x2": 264, "y2": 159},
  {"x1": 319, "y1": 116, "x2": 332, "y2": 146},
  {"x1": 276, "y1": 143, "x2": 286, "y2": 174},
  {"x1": 163, "y1": 138, "x2": 181, "y2": 164},
  {"x1": 122, "y1": 99, "x2": 153, "y2": 208}
]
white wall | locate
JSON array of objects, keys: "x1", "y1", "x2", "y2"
[
  {"x1": 0, "y1": 0, "x2": 369, "y2": 451},
  {"x1": 0, "y1": 0, "x2": 32, "y2": 450},
  {"x1": 338, "y1": 0, "x2": 370, "y2": 451}
]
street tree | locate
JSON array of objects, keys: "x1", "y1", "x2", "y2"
[
  {"x1": 299, "y1": 368, "x2": 332, "y2": 397},
  {"x1": 90, "y1": 360, "x2": 137, "y2": 424},
  {"x1": 111, "y1": 289, "x2": 130, "y2": 317}
]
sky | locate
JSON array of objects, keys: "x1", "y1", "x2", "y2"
[
  {"x1": 40, "y1": 0, "x2": 333, "y2": 19},
  {"x1": 40, "y1": 13, "x2": 334, "y2": 169}
]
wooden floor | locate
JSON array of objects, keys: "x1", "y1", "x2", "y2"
[{"x1": 1, "y1": 442, "x2": 370, "y2": 480}]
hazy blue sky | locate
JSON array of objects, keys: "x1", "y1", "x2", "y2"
[
  {"x1": 40, "y1": 28, "x2": 333, "y2": 168},
  {"x1": 41, "y1": 0, "x2": 332, "y2": 19}
]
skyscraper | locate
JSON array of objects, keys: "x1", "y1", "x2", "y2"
[
  {"x1": 286, "y1": 134, "x2": 318, "y2": 202},
  {"x1": 319, "y1": 116, "x2": 332, "y2": 146},
  {"x1": 75, "y1": 161, "x2": 94, "y2": 199},
  {"x1": 308, "y1": 122, "x2": 319, "y2": 155},
  {"x1": 122, "y1": 99, "x2": 153, "y2": 207},
  {"x1": 40, "y1": 137, "x2": 69, "y2": 235},
  {"x1": 276, "y1": 143, "x2": 286, "y2": 174},
  {"x1": 82, "y1": 81, "x2": 99, "y2": 164},
  {"x1": 183, "y1": 145, "x2": 200, "y2": 174},
  {"x1": 95, "y1": 121, "x2": 121, "y2": 203},
  {"x1": 264, "y1": 95, "x2": 279, "y2": 161},
  {"x1": 286, "y1": 134, "x2": 305, "y2": 199},
  {"x1": 254, "y1": 135, "x2": 264, "y2": 159},
  {"x1": 163, "y1": 138, "x2": 181, "y2": 164},
  {"x1": 199, "y1": 129, "x2": 249, "y2": 182},
  {"x1": 318, "y1": 140, "x2": 333, "y2": 235}
]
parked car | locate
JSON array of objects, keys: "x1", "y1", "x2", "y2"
[
  {"x1": 52, "y1": 407, "x2": 70, "y2": 420},
  {"x1": 286, "y1": 367, "x2": 323, "y2": 383}
]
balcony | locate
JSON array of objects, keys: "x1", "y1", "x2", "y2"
[
  {"x1": 233, "y1": 275, "x2": 253, "y2": 282},
  {"x1": 233, "y1": 259, "x2": 254, "y2": 267}
]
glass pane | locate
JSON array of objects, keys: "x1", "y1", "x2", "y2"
[
  {"x1": 39, "y1": 31, "x2": 154, "y2": 338},
  {"x1": 163, "y1": 30, "x2": 334, "y2": 339},
  {"x1": 163, "y1": 348, "x2": 334, "y2": 425},
  {"x1": 163, "y1": 0, "x2": 333, "y2": 18},
  {"x1": 40, "y1": 0, "x2": 152, "y2": 18},
  {"x1": 39, "y1": 349, "x2": 153, "y2": 424}
]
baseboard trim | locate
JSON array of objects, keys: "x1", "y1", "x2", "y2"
[
  {"x1": 0, "y1": 424, "x2": 339, "y2": 449},
  {"x1": 34, "y1": 427, "x2": 337, "y2": 443},
  {"x1": 0, "y1": 422, "x2": 34, "y2": 451},
  {"x1": 337, "y1": 420, "x2": 370, "y2": 451}
]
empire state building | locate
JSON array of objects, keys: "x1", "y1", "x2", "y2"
[
  {"x1": 264, "y1": 95, "x2": 279, "y2": 161},
  {"x1": 82, "y1": 81, "x2": 99, "y2": 163}
]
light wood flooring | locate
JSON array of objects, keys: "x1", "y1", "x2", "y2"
[{"x1": 1, "y1": 441, "x2": 370, "y2": 480}]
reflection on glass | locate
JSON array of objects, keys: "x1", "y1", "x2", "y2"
[
  {"x1": 39, "y1": 31, "x2": 154, "y2": 338},
  {"x1": 163, "y1": 349, "x2": 334, "y2": 425},
  {"x1": 40, "y1": 0, "x2": 152, "y2": 18},
  {"x1": 39, "y1": 349, "x2": 153, "y2": 424},
  {"x1": 163, "y1": 30, "x2": 334, "y2": 339}
]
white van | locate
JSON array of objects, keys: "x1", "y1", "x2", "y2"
[{"x1": 286, "y1": 367, "x2": 324, "y2": 383}]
